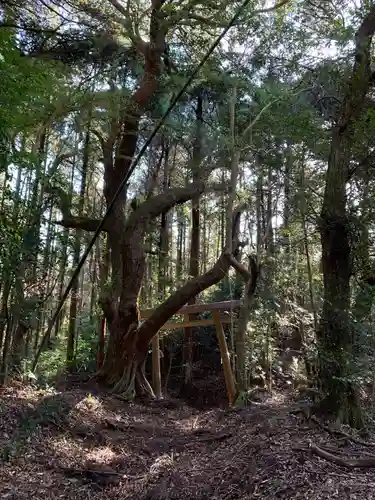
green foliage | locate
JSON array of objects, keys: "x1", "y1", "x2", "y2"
[
  {"x1": 37, "y1": 312, "x2": 100, "y2": 381},
  {"x1": 2, "y1": 0, "x2": 375, "y2": 421},
  {"x1": 0, "y1": 29, "x2": 65, "y2": 136},
  {"x1": 75, "y1": 316, "x2": 100, "y2": 373},
  {"x1": 37, "y1": 339, "x2": 67, "y2": 380},
  {"x1": 206, "y1": 275, "x2": 244, "y2": 303},
  {"x1": 0, "y1": 211, "x2": 23, "y2": 269}
]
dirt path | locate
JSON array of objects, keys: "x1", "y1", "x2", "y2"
[{"x1": 1, "y1": 383, "x2": 375, "y2": 499}]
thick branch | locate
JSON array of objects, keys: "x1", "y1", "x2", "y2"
[
  {"x1": 168, "y1": 0, "x2": 291, "y2": 27},
  {"x1": 337, "y1": 5, "x2": 375, "y2": 132},
  {"x1": 135, "y1": 207, "x2": 242, "y2": 352},
  {"x1": 109, "y1": 1, "x2": 167, "y2": 199},
  {"x1": 46, "y1": 183, "x2": 112, "y2": 232},
  {"x1": 125, "y1": 182, "x2": 226, "y2": 232},
  {"x1": 107, "y1": 0, "x2": 130, "y2": 19},
  {"x1": 91, "y1": 129, "x2": 106, "y2": 153},
  {"x1": 0, "y1": 23, "x2": 60, "y2": 35},
  {"x1": 136, "y1": 252, "x2": 232, "y2": 352},
  {"x1": 229, "y1": 255, "x2": 251, "y2": 281},
  {"x1": 58, "y1": 216, "x2": 111, "y2": 232},
  {"x1": 131, "y1": 1, "x2": 166, "y2": 109}
]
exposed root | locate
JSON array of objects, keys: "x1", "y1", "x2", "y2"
[
  {"x1": 307, "y1": 443, "x2": 375, "y2": 468},
  {"x1": 316, "y1": 383, "x2": 364, "y2": 429},
  {"x1": 95, "y1": 360, "x2": 122, "y2": 386},
  {"x1": 112, "y1": 362, "x2": 137, "y2": 399},
  {"x1": 96, "y1": 354, "x2": 155, "y2": 400},
  {"x1": 135, "y1": 361, "x2": 155, "y2": 399},
  {"x1": 310, "y1": 415, "x2": 374, "y2": 447}
]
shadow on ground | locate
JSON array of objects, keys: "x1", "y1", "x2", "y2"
[{"x1": 1, "y1": 381, "x2": 375, "y2": 499}]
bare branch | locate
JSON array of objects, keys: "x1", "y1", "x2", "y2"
[
  {"x1": 0, "y1": 23, "x2": 61, "y2": 34},
  {"x1": 125, "y1": 182, "x2": 226, "y2": 232},
  {"x1": 254, "y1": 0, "x2": 291, "y2": 15},
  {"x1": 106, "y1": 0, "x2": 134, "y2": 33},
  {"x1": 45, "y1": 177, "x2": 110, "y2": 233},
  {"x1": 107, "y1": 0, "x2": 129, "y2": 17},
  {"x1": 58, "y1": 216, "x2": 110, "y2": 232}
]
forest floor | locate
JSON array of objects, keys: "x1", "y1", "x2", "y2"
[{"x1": 1, "y1": 379, "x2": 375, "y2": 499}]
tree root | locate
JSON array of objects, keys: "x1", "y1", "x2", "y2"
[
  {"x1": 310, "y1": 415, "x2": 374, "y2": 447},
  {"x1": 110, "y1": 360, "x2": 155, "y2": 400},
  {"x1": 307, "y1": 443, "x2": 375, "y2": 468},
  {"x1": 95, "y1": 362, "x2": 122, "y2": 386},
  {"x1": 316, "y1": 385, "x2": 364, "y2": 429},
  {"x1": 112, "y1": 362, "x2": 137, "y2": 399},
  {"x1": 135, "y1": 361, "x2": 155, "y2": 399}
]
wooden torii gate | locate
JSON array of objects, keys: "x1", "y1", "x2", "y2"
[{"x1": 140, "y1": 300, "x2": 241, "y2": 405}]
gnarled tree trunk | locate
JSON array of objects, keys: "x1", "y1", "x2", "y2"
[
  {"x1": 101, "y1": 206, "x2": 244, "y2": 399},
  {"x1": 96, "y1": 182, "x2": 228, "y2": 395}
]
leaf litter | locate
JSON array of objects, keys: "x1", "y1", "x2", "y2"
[{"x1": 1, "y1": 381, "x2": 375, "y2": 499}]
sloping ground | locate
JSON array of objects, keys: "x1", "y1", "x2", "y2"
[{"x1": 1, "y1": 382, "x2": 375, "y2": 499}]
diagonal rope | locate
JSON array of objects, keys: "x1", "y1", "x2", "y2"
[{"x1": 32, "y1": 0, "x2": 289, "y2": 371}]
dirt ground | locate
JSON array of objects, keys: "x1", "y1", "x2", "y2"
[{"x1": 1, "y1": 380, "x2": 375, "y2": 499}]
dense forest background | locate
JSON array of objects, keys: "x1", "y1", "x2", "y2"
[{"x1": 2, "y1": 0, "x2": 375, "y2": 430}]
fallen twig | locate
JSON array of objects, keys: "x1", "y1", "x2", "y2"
[
  {"x1": 192, "y1": 431, "x2": 233, "y2": 443},
  {"x1": 61, "y1": 466, "x2": 122, "y2": 477},
  {"x1": 58, "y1": 466, "x2": 146, "y2": 485}
]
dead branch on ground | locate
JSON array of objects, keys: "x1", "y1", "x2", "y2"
[{"x1": 307, "y1": 442, "x2": 375, "y2": 468}]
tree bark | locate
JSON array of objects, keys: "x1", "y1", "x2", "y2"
[
  {"x1": 94, "y1": 181, "x2": 224, "y2": 382},
  {"x1": 318, "y1": 5, "x2": 375, "y2": 427}
]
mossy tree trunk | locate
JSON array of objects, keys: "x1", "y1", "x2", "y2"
[{"x1": 318, "y1": 6, "x2": 375, "y2": 427}]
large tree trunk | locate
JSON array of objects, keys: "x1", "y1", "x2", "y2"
[
  {"x1": 92, "y1": 2, "x2": 167, "y2": 386},
  {"x1": 96, "y1": 182, "x2": 225, "y2": 388},
  {"x1": 318, "y1": 6, "x2": 375, "y2": 427},
  {"x1": 96, "y1": 204, "x2": 243, "y2": 399},
  {"x1": 54, "y1": 3, "x2": 230, "y2": 398}
]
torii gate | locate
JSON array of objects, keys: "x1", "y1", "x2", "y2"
[{"x1": 140, "y1": 300, "x2": 241, "y2": 405}]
